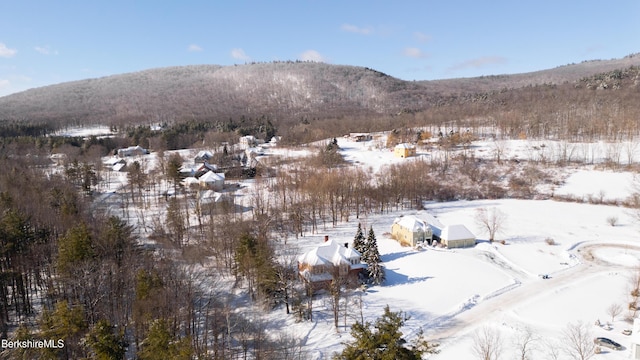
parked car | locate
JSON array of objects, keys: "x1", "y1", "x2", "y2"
[{"x1": 594, "y1": 337, "x2": 622, "y2": 350}]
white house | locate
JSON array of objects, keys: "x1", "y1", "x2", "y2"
[
  {"x1": 239, "y1": 135, "x2": 257, "y2": 148},
  {"x1": 182, "y1": 177, "x2": 200, "y2": 189},
  {"x1": 198, "y1": 171, "x2": 225, "y2": 191},
  {"x1": 439, "y1": 224, "x2": 476, "y2": 248},
  {"x1": 117, "y1": 145, "x2": 148, "y2": 157},
  {"x1": 269, "y1": 136, "x2": 282, "y2": 146}
]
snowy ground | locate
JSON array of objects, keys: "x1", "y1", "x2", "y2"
[
  {"x1": 260, "y1": 137, "x2": 640, "y2": 359},
  {"x1": 274, "y1": 197, "x2": 640, "y2": 359},
  {"x1": 89, "y1": 131, "x2": 640, "y2": 359}
]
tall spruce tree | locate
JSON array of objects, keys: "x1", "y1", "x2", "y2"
[
  {"x1": 363, "y1": 226, "x2": 385, "y2": 285},
  {"x1": 353, "y1": 222, "x2": 366, "y2": 254}
]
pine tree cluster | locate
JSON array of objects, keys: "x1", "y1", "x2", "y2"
[{"x1": 354, "y1": 223, "x2": 385, "y2": 285}]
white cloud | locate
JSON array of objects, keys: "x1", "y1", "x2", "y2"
[
  {"x1": 414, "y1": 31, "x2": 432, "y2": 43},
  {"x1": 403, "y1": 47, "x2": 429, "y2": 59},
  {"x1": 0, "y1": 43, "x2": 17, "y2": 58},
  {"x1": 447, "y1": 56, "x2": 507, "y2": 72},
  {"x1": 341, "y1": 24, "x2": 373, "y2": 35},
  {"x1": 298, "y1": 50, "x2": 327, "y2": 62},
  {"x1": 0, "y1": 79, "x2": 9, "y2": 89},
  {"x1": 34, "y1": 45, "x2": 58, "y2": 55},
  {"x1": 188, "y1": 44, "x2": 203, "y2": 52},
  {"x1": 231, "y1": 48, "x2": 250, "y2": 61}
]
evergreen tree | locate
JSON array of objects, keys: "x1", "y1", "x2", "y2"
[
  {"x1": 353, "y1": 222, "x2": 366, "y2": 254},
  {"x1": 363, "y1": 226, "x2": 385, "y2": 285},
  {"x1": 166, "y1": 153, "x2": 183, "y2": 194},
  {"x1": 40, "y1": 300, "x2": 87, "y2": 359},
  {"x1": 85, "y1": 319, "x2": 128, "y2": 360},
  {"x1": 336, "y1": 305, "x2": 438, "y2": 359},
  {"x1": 138, "y1": 319, "x2": 192, "y2": 360},
  {"x1": 363, "y1": 226, "x2": 381, "y2": 264},
  {"x1": 57, "y1": 222, "x2": 94, "y2": 275},
  {"x1": 367, "y1": 260, "x2": 386, "y2": 286}
]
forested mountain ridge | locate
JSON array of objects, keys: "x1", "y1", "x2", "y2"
[
  {"x1": 417, "y1": 52, "x2": 640, "y2": 94},
  {"x1": 1, "y1": 54, "x2": 639, "y2": 131},
  {"x1": 0, "y1": 62, "x2": 430, "y2": 126}
]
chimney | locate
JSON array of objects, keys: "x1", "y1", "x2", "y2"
[
  {"x1": 344, "y1": 242, "x2": 349, "y2": 248},
  {"x1": 324, "y1": 235, "x2": 329, "y2": 242}
]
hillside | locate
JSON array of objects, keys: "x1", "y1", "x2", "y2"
[
  {"x1": 0, "y1": 63, "x2": 431, "y2": 126},
  {"x1": 418, "y1": 53, "x2": 640, "y2": 94},
  {"x1": 0, "y1": 54, "x2": 639, "y2": 131}
]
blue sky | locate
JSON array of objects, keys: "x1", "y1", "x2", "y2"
[{"x1": 1, "y1": 0, "x2": 638, "y2": 97}]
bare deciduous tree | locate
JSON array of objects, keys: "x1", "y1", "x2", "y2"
[
  {"x1": 627, "y1": 267, "x2": 640, "y2": 317},
  {"x1": 563, "y1": 321, "x2": 595, "y2": 360},
  {"x1": 513, "y1": 326, "x2": 537, "y2": 360},
  {"x1": 475, "y1": 207, "x2": 507, "y2": 242},
  {"x1": 544, "y1": 339, "x2": 562, "y2": 360},
  {"x1": 607, "y1": 303, "x2": 623, "y2": 323},
  {"x1": 472, "y1": 326, "x2": 503, "y2": 360}
]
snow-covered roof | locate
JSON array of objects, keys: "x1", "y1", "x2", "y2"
[
  {"x1": 199, "y1": 171, "x2": 225, "y2": 183},
  {"x1": 394, "y1": 215, "x2": 430, "y2": 232},
  {"x1": 298, "y1": 249, "x2": 332, "y2": 267},
  {"x1": 182, "y1": 177, "x2": 199, "y2": 186},
  {"x1": 119, "y1": 145, "x2": 147, "y2": 152},
  {"x1": 422, "y1": 213, "x2": 444, "y2": 229},
  {"x1": 199, "y1": 190, "x2": 224, "y2": 204},
  {"x1": 197, "y1": 163, "x2": 218, "y2": 172},
  {"x1": 240, "y1": 135, "x2": 256, "y2": 142},
  {"x1": 440, "y1": 224, "x2": 475, "y2": 241},
  {"x1": 112, "y1": 162, "x2": 126, "y2": 172},
  {"x1": 394, "y1": 143, "x2": 415, "y2": 149},
  {"x1": 103, "y1": 156, "x2": 123, "y2": 166},
  {"x1": 195, "y1": 150, "x2": 213, "y2": 159},
  {"x1": 298, "y1": 239, "x2": 361, "y2": 268}
]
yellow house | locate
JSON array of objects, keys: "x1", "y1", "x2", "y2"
[
  {"x1": 394, "y1": 143, "x2": 416, "y2": 158},
  {"x1": 391, "y1": 216, "x2": 432, "y2": 247}
]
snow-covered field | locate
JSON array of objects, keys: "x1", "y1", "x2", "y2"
[
  {"x1": 275, "y1": 198, "x2": 640, "y2": 359},
  {"x1": 260, "y1": 137, "x2": 640, "y2": 359},
  {"x1": 93, "y1": 131, "x2": 640, "y2": 359}
]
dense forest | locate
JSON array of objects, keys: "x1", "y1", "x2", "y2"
[{"x1": 0, "y1": 56, "x2": 639, "y2": 359}]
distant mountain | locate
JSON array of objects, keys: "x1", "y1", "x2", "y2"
[
  {"x1": 0, "y1": 63, "x2": 431, "y2": 126},
  {"x1": 418, "y1": 53, "x2": 640, "y2": 94},
  {"x1": 1, "y1": 55, "x2": 639, "y2": 128}
]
